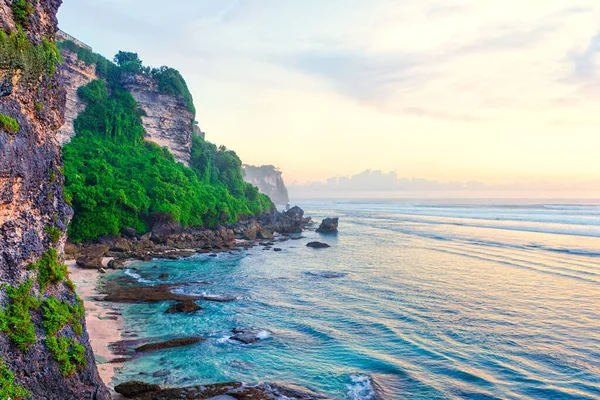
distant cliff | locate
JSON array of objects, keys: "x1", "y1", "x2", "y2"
[
  {"x1": 0, "y1": 0, "x2": 109, "y2": 398},
  {"x1": 243, "y1": 165, "x2": 290, "y2": 205}
]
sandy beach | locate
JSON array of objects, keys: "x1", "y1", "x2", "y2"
[{"x1": 67, "y1": 258, "x2": 125, "y2": 386}]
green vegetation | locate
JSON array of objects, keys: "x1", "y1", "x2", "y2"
[
  {"x1": 0, "y1": 279, "x2": 39, "y2": 352},
  {"x1": 45, "y1": 336, "x2": 87, "y2": 377},
  {"x1": 0, "y1": 359, "x2": 30, "y2": 399},
  {"x1": 35, "y1": 102, "x2": 43, "y2": 111},
  {"x1": 0, "y1": 113, "x2": 19, "y2": 134},
  {"x1": 27, "y1": 248, "x2": 67, "y2": 292},
  {"x1": 151, "y1": 66, "x2": 195, "y2": 114},
  {"x1": 0, "y1": 28, "x2": 61, "y2": 83},
  {"x1": 59, "y1": 42, "x2": 273, "y2": 242},
  {"x1": 11, "y1": 0, "x2": 33, "y2": 27},
  {"x1": 44, "y1": 226, "x2": 61, "y2": 243},
  {"x1": 41, "y1": 298, "x2": 83, "y2": 336}
]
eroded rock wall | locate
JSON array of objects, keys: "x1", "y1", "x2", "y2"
[
  {"x1": 0, "y1": 1, "x2": 109, "y2": 398},
  {"x1": 56, "y1": 49, "x2": 97, "y2": 145},
  {"x1": 122, "y1": 73, "x2": 194, "y2": 165}
]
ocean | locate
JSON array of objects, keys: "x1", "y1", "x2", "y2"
[{"x1": 110, "y1": 199, "x2": 600, "y2": 399}]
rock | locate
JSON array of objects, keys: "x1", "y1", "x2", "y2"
[
  {"x1": 122, "y1": 381, "x2": 325, "y2": 400},
  {"x1": 140, "y1": 232, "x2": 152, "y2": 241},
  {"x1": 107, "y1": 258, "x2": 126, "y2": 269},
  {"x1": 122, "y1": 227, "x2": 138, "y2": 238},
  {"x1": 99, "y1": 268, "x2": 107, "y2": 274},
  {"x1": 209, "y1": 253, "x2": 218, "y2": 257},
  {"x1": 135, "y1": 337, "x2": 204, "y2": 352},
  {"x1": 64, "y1": 242, "x2": 79, "y2": 260},
  {"x1": 152, "y1": 370, "x2": 171, "y2": 378},
  {"x1": 230, "y1": 328, "x2": 271, "y2": 344},
  {"x1": 103, "y1": 282, "x2": 204, "y2": 303},
  {"x1": 306, "y1": 242, "x2": 331, "y2": 249},
  {"x1": 316, "y1": 217, "x2": 339, "y2": 233},
  {"x1": 76, "y1": 244, "x2": 110, "y2": 269},
  {"x1": 164, "y1": 300, "x2": 202, "y2": 314},
  {"x1": 159, "y1": 273, "x2": 169, "y2": 280},
  {"x1": 273, "y1": 248, "x2": 282, "y2": 252},
  {"x1": 113, "y1": 237, "x2": 133, "y2": 252},
  {"x1": 150, "y1": 214, "x2": 183, "y2": 243},
  {"x1": 256, "y1": 229, "x2": 274, "y2": 239},
  {"x1": 114, "y1": 381, "x2": 161, "y2": 397},
  {"x1": 200, "y1": 294, "x2": 238, "y2": 302}
]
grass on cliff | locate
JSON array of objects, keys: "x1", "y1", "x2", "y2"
[
  {"x1": 45, "y1": 336, "x2": 87, "y2": 377},
  {"x1": 11, "y1": 0, "x2": 33, "y2": 27},
  {"x1": 0, "y1": 279, "x2": 40, "y2": 352},
  {"x1": 27, "y1": 248, "x2": 68, "y2": 292},
  {"x1": 0, "y1": 28, "x2": 61, "y2": 83},
  {"x1": 42, "y1": 297, "x2": 84, "y2": 336},
  {"x1": 62, "y1": 66, "x2": 272, "y2": 242},
  {"x1": 0, "y1": 113, "x2": 20, "y2": 134},
  {"x1": 0, "y1": 359, "x2": 30, "y2": 399}
]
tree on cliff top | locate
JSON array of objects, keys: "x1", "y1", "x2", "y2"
[{"x1": 114, "y1": 50, "x2": 147, "y2": 74}]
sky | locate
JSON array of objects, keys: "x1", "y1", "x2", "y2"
[{"x1": 57, "y1": 1, "x2": 600, "y2": 198}]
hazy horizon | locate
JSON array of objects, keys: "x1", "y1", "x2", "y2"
[{"x1": 58, "y1": 1, "x2": 600, "y2": 198}]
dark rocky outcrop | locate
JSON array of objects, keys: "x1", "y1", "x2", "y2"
[
  {"x1": 0, "y1": 1, "x2": 109, "y2": 398},
  {"x1": 230, "y1": 328, "x2": 271, "y2": 344},
  {"x1": 115, "y1": 381, "x2": 162, "y2": 397},
  {"x1": 75, "y1": 244, "x2": 109, "y2": 269},
  {"x1": 103, "y1": 282, "x2": 205, "y2": 303},
  {"x1": 242, "y1": 164, "x2": 290, "y2": 205},
  {"x1": 316, "y1": 218, "x2": 339, "y2": 234},
  {"x1": 115, "y1": 381, "x2": 326, "y2": 399},
  {"x1": 134, "y1": 337, "x2": 204, "y2": 352},
  {"x1": 258, "y1": 206, "x2": 311, "y2": 234},
  {"x1": 164, "y1": 299, "x2": 202, "y2": 314},
  {"x1": 306, "y1": 242, "x2": 331, "y2": 249}
]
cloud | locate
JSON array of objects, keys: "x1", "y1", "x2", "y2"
[
  {"x1": 570, "y1": 30, "x2": 600, "y2": 80},
  {"x1": 290, "y1": 170, "x2": 600, "y2": 193}
]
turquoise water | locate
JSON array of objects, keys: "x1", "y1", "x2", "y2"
[{"x1": 111, "y1": 200, "x2": 600, "y2": 399}]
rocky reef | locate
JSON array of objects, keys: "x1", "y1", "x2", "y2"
[
  {"x1": 242, "y1": 164, "x2": 290, "y2": 205},
  {"x1": 0, "y1": 0, "x2": 109, "y2": 398}
]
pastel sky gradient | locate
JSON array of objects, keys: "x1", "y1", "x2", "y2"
[{"x1": 58, "y1": 1, "x2": 600, "y2": 196}]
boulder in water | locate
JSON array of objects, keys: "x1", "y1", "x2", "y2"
[
  {"x1": 135, "y1": 337, "x2": 204, "y2": 352},
  {"x1": 165, "y1": 299, "x2": 202, "y2": 314},
  {"x1": 316, "y1": 217, "x2": 339, "y2": 233},
  {"x1": 230, "y1": 328, "x2": 271, "y2": 344},
  {"x1": 306, "y1": 241, "x2": 331, "y2": 249}
]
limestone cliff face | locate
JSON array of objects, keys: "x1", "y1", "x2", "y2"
[
  {"x1": 121, "y1": 73, "x2": 194, "y2": 165},
  {"x1": 242, "y1": 165, "x2": 290, "y2": 205},
  {"x1": 56, "y1": 49, "x2": 97, "y2": 145},
  {"x1": 0, "y1": 1, "x2": 109, "y2": 398}
]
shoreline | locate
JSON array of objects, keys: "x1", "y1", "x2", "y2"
[{"x1": 68, "y1": 258, "x2": 127, "y2": 387}]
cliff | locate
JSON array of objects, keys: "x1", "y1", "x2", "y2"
[
  {"x1": 57, "y1": 45, "x2": 201, "y2": 166},
  {"x1": 56, "y1": 48, "x2": 97, "y2": 145},
  {"x1": 0, "y1": 0, "x2": 109, "y2": 398},
  {"x1": 121, "y1": 73, "x2": 196, "y2": 165},
  {"x1": 243, "y1": 164, "x2": 290, "y2": 205}
]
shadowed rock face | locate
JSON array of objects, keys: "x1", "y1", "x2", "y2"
[{"x1": 0, "y1": 1, "x2": 109, "y2": 398}]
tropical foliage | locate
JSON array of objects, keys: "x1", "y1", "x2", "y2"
[{"x1": 61, "y1": 44, "x2": 273, "y2": 242}]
